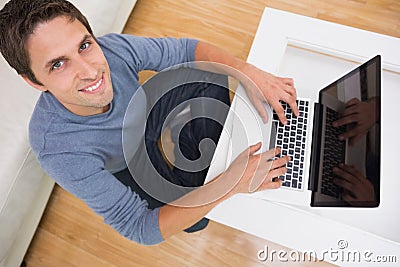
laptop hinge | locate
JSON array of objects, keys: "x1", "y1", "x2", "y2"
[{"x1": 308, "y1": 102, "x2": 323, "y2": 191}]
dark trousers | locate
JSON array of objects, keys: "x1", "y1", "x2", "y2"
[{"x1": 114, "y1": 68, "x2": 230, "y2": 232}]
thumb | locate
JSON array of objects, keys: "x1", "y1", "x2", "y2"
[{"x1": 249, "y1": 142, "x2": 262, "y2": 155}]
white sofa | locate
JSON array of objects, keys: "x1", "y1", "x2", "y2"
[{"x1": 0, "y1": 1, "x2": 137, "y2": 266}]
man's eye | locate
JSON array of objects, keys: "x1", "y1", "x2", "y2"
[
  {"x1": 80, "y1": 42, "x2": 90, "y2": 51},
  {"x1": 51, "y1": 61, "x2": 64, "y2": 70}
]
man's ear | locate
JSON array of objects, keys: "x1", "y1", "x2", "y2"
[{"x1": 21, "y1": 75, "x2": 47, "y2": 92}]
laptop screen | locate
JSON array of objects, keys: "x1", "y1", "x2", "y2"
[{"x1": 311, "y1": 55, "x2": 381, "y2": 207}]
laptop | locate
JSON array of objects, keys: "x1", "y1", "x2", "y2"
[{"x1": 206, "y1": 55, "x2": 381, "y2": 207}]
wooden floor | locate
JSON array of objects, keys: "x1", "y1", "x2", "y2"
[{"x1": 24, "y1": 0, "x2": 399, "y2": 266}]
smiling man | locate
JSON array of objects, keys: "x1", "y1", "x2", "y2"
[
  {"x1": 0, "y1": 0, "x2": 295, "y2": 245},
  {"x1": 23, "y1": 17, "x2": 113, "y2": 116}
]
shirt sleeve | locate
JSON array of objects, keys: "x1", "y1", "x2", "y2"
[
  {"x1": 98, "y1": 33, "x2": 199, "y2": 73},
  {"x1": 39, "y1": 152, "x2": 164, "y2": 245}
]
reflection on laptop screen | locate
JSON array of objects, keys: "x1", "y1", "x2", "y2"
[{"x1": 310, "y1": 55, "x2": 381, "y2": 207}]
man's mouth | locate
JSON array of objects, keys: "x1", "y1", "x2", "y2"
[{"x1": 80, "y1": 76, "x2": 104, "y2": 94}]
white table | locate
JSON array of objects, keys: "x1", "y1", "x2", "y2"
[{"x1": 206, "y1": 8, "x2": 400, "y2": 266}]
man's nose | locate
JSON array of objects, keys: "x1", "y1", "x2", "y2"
[{"x1": 76, "y1": 57, "x2": 97, "y2": 80}]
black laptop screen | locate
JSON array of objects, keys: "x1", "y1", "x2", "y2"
[{"x1": 311, "y1": 55, "x2": 381, "y2": 207}]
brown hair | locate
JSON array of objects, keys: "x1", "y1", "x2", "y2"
[{"x1": 0, "y1": 0, "x2": 94, "y2": 85}]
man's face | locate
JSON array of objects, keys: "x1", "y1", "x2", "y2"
[{"x1": 24, "y1": 16, "x2": 113, "y2": 116}]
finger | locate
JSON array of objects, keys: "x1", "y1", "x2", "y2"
[
  {"x1": 260, "y1": 147, "x2": 281, "y2": 161},
  {"x1": 342, "y1": 192, "x2": 357, "y2": 203},
  {"x1": 277, "y1": 80, "x2": 297, "y2": 99},
  {"x1": 249, "y1": 142, "x2": 262, "y2": 155},
  {"x1": 265, "y1": 167, "x2": 286, "y2": 189},
  {"x1": 333, "y1": 165, "x2": 357, "y2": 184},
  {"x1": 262, "y1": 179, "x2": 282, "y2": 190},
  {"x1": 332, "y1": 114, "x2": 357, "y2": 127},
  {"x1": 267, "y1": 166, "x2": 287, "y2": 180},
  {"x1": 333, "y1": 177, "x2": 353, "y2": 192},
  {"x1": 339, "y1": 127, "x2": 364, "y2": 141},
  {"x1": 248, "y1": 160, "x2": 277, "y2": 192},
  {"x1": 270, "y1": 155, "x2": 290, "y2": 169},
  {"x1": 253, "y1": 163, "x2": 287, "y2": 192},
  {"x1": 345, "y1": 98, "x2": 360, "y2": 107},
  {"x1": 281, "y1": 78, "x2": 294, "y2": 87},
  {"x1": 260, "y1": 172, "x2": 284, "y2": 190},
  {"x1": 282, "y1": 84, "x2": 296, "y2": 96},
  {"x1": 340, "y1": 105, "x2": 359, "y2": 117},
  {"x1": 333, "y1": 166, "x2": 353, "y2": 182},
  {"x1": 338, "y1": 164, "x2": 365, "y2": 182},
  {"x1": 274, "y1": 146, "x2": 282, "y2": 156},
  {"x1": 287, "y1": 97, "x2": 299, "y2": 117},
  {"x1": 271, "y1": 102, "x2": 287, "y2": 125}
]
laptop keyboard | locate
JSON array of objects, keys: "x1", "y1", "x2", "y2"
[
  {"x1": 320, "y1": 107, "x2": 347, "y2": 198},
  {"x1": 272, "y1": 99, "x2": 310, "y2": 191}
]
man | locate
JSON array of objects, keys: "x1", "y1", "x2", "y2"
[{"x1": 0, "y1": 0, "x2": 297, "y2": 245}]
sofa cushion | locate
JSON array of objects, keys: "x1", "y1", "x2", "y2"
[
  {"x1": 0, "y1": 54, "x2": 41, "y2": 211},
  {"x1": 0, "y1": 53, "x2": 46, "y2": 266}
]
